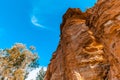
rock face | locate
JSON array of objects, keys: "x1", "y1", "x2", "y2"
[{"x1": 44, "y1": 0, "x2": 120, "y2": 80}]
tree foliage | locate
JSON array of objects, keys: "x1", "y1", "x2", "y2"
[
  {"x1": 36, "y1": 67, "x2": 46, "y2": 80},
  {"x1": 0, "y1": 43, "x2": 38, "y2": 80}
]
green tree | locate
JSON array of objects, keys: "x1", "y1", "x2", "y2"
[{"x1": 36, "y1": 67, "x2": 46, "y2": 80}]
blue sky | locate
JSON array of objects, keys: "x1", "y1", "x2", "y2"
[{"x1": 0, "y1": 0, "x2": 96, "y2": 66}]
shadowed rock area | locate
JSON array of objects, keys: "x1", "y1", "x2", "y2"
[{"x1": 44, "y1": 0, "x2": 120, "y2": 80}]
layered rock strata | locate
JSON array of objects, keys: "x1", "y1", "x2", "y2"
[{"x1": 45, "y1": 0, "x2": 120, "y2": 80}]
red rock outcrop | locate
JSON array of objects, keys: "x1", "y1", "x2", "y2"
[{"x1": 44, "y1": 0, "x2": 120, "y2": 80}]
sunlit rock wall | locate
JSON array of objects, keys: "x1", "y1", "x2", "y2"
[{"x1": 45, "y1": 0, "x2": 120, "y2": 80}]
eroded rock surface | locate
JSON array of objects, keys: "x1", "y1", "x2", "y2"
[{"x1": 44, "y1": 0, "x2": 120, "y2": 80}]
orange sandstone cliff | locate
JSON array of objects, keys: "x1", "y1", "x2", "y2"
[{"x1": 44, "y1": 0, "x2": 120, "y2": 80}]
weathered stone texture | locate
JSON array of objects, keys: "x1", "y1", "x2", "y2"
[{"x1": 45, "y1": 0, "x2": 120, "y2": 80}]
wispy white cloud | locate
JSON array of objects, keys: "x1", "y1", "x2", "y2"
[
  {"x1": 25, "y1": 66, "x2": 47, "y2": 80},
  {"x1": 31, "y1": 16, "x2": 45, "y2": 28}
]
